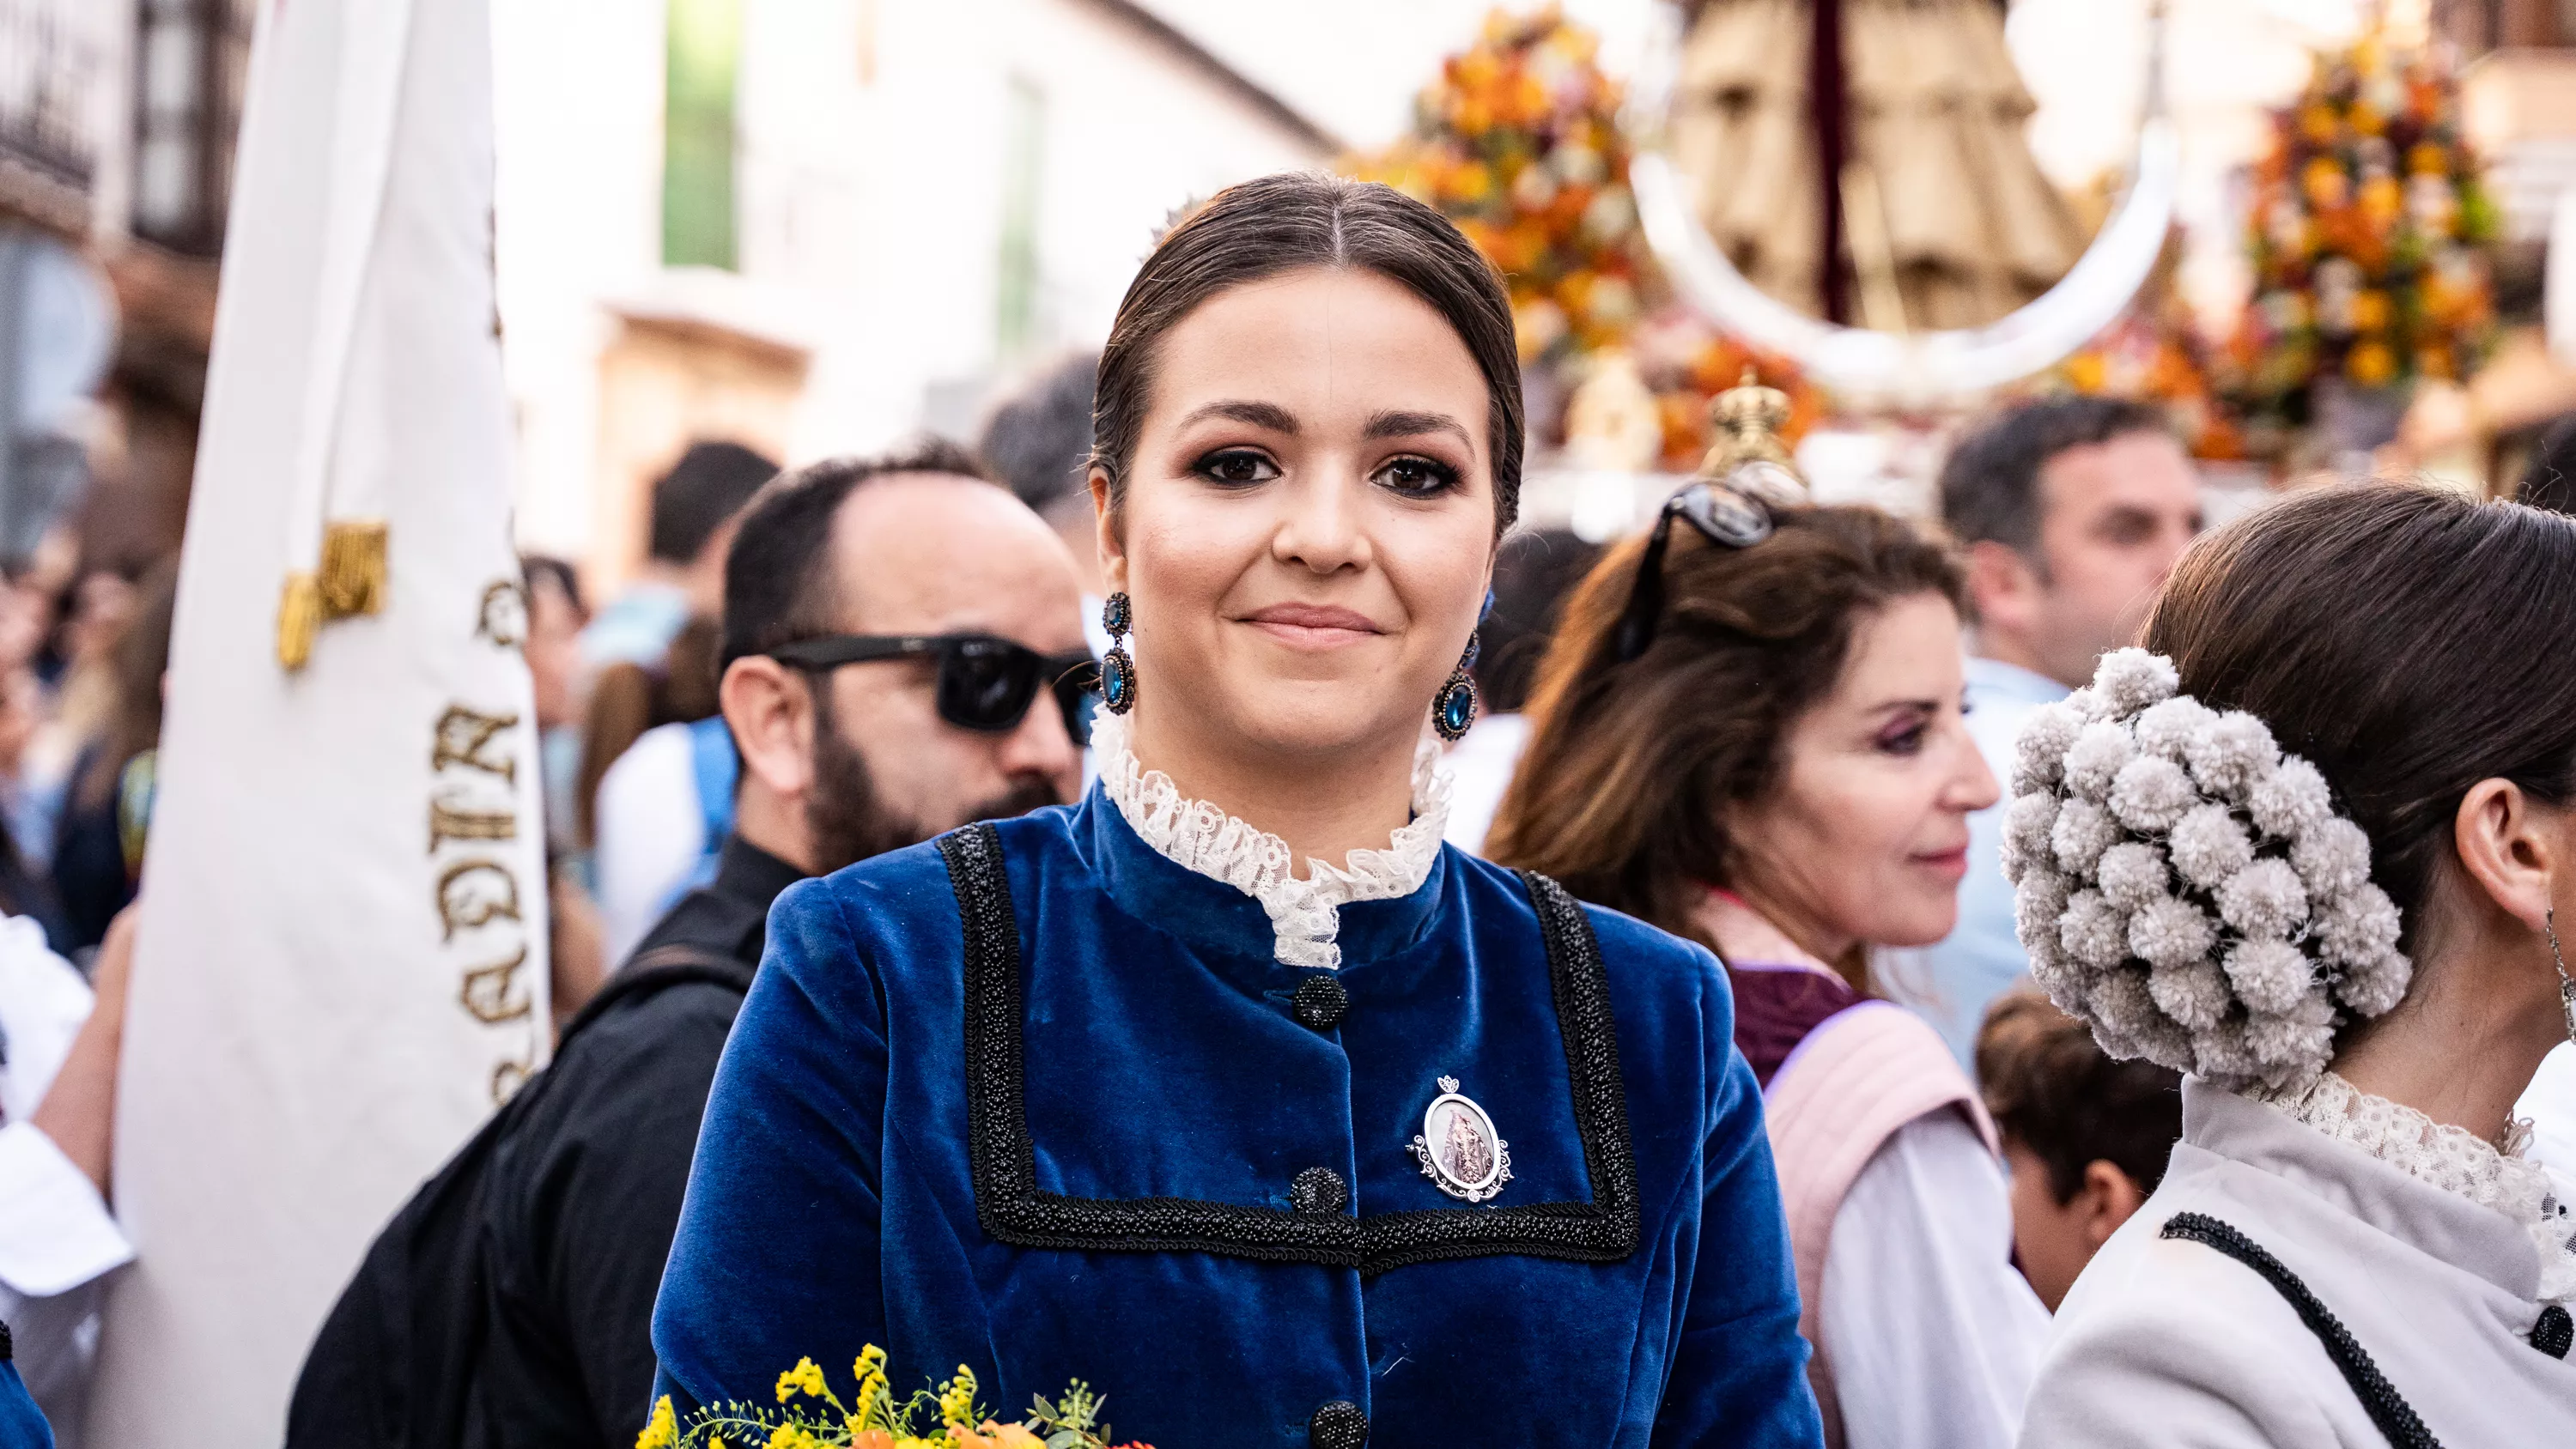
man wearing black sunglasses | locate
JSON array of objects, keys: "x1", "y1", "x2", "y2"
[{"x1": 292, "y1": 440, "x2": 1087, "y2": 1449}]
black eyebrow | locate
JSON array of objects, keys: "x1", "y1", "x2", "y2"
[
  {"x1": 1178, "y1": 399, "x2": 1298, "y2": 433},
  {"x1": 1364, "y1": 409, "x2": 1473, "y2": 449}
]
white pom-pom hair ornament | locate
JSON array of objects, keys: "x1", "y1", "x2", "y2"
[
  {"x1": 2063, "y1": 722, "x2": 2136, "y2": 803},
  {"x1": 2093, "y1": 647, "x2": 2178, "y2": 716},
  {"x1": 2002, "y1": 650, "x2": 2414, "y2": 1094},
  {"x1": 2012, "y1": 702, "x2": 2082, "y2": 796}
]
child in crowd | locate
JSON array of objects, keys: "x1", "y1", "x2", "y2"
[{"x1": 1977, "y1": 989, "x2": 2182, "y2": 1311}]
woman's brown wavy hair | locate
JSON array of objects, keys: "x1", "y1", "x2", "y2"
[{"x1": 1485, "y1": 502, "x2": 1966, "y2": 967}]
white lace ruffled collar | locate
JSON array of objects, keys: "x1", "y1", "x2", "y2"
[
  {"x1": 2256, "y1": 1070, "x2": 2576, "y2": 1303},
  {"x1": 1091, "y1": 711, "x2": 1450, "y2": 969}
]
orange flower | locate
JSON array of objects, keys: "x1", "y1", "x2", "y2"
[
  {"x1": 2302, "y1": 157, "x2": 2350, "y2": 209},
  {"x1": 947, "y1": 1423, "x2": 1044, "y2": 1449},
  {"x1": 2345, "y1": 340, "x2": 2397, "y2": 386},
  {"x1": 2358, "y1": 175, "x2": 2402, "y2": 227},
  {"x1": 2349, "y1": 290, "x2": 2391, "y2": 334}
]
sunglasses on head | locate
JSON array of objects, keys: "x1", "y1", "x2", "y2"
[
  {"x1": 764, "y1": 633, "x2": 1099, "y2": 745},
  {"x1": 1610, "y1": 482, "x2": 1777, "y2": 663}
]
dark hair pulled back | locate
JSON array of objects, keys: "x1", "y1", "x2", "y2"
[
  {"x1": 1090, "y1": 172, "x2": 1525, "y2": 534},
  {"x1": 2143, "y1": 482, "x2": 2576, "y2": 955},
  {"x1": 1486, "y1": 505, "x2": 1966, "y2": 955}
]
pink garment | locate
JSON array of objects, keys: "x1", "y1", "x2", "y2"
[{"x1": 1696, "y1": 890, "x2": 1999, "y2": 1442}]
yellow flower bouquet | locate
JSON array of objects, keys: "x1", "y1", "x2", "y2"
[{"x1": 636, "y1": 1347, "x2": 1151, "y2": 1449}]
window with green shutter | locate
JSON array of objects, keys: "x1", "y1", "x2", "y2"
[
  {"x1": 995, "y1": 76, "x2": 1043, "y2": 356},
  {"x1": 663, "y1": 0, "x2": 739, "y2": 270}
]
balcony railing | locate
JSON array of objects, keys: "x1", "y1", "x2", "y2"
[{"x1": 0, "y1": 1, "x2": 98, "y2": 234}]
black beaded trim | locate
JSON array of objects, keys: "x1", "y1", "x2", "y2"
[
  {"x1": 937, "y1": 824, "x2": 1640, "y2": 1276},
  {"x1": 2160, "y1": 1212, "x2": 2441, "y2": 1448},
  {"x1": 2533, "y1": 1304, "x2": 2573, "y2": 1360}
]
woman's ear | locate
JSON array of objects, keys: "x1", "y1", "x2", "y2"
[
  {"x1": 2451, "y1": 778, "x2": 2561, "y2": 933},
  {"x1": 1091, "y1": 467, "x2": 1125, "y2": 594}
]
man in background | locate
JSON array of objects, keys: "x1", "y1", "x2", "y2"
[
  {"x1": 289, "y1": 440, "x2": 1089, "y2": 1449},
  {"x1": 579, "y1": 443, "x2": 776, "y2": 957},
  {"x1": 581, "y1": 440, "x2": 777, "y2": 670},
  {"x1": 979, "y1": 353, "x2": 1108, "y2": 657},
  {"x1": 1918, "y1": 397, "x2": 2202, "y2": 1062}
]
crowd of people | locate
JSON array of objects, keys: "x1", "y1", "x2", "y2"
[{"x1": 6, "y1": 172, "x2": 2576, "y2": 1446}]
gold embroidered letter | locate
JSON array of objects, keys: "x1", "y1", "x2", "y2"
[
  {"x1": 476, "y1": 579, "x2": 528, "y2": 647},
  {"x1": 459, "y1": 946, "x2": 532, "y2": 1024},
  {"x1": 429, "y1": 793, "x2": 518, "y2": 852},
  {"x1": 433, "y1": 705, "x2": 519, "y2": 784},
  {"x1": 435, "y1": 859, "x2": 522, "y2": 941}
]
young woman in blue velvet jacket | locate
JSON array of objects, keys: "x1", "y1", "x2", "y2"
[{"x1": 647, "y1": 173, "x2": 1822, "y2": 1449}]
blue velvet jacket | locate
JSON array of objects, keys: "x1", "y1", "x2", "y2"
[{"x1": 650, "y1": 791, "x2": 1820, "y2": 1447}]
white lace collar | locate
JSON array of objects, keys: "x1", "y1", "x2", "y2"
[
  {"x1": 1091, "y1": 711, "x2": 1450, "y2": 969},
  {"x1": 2256, "y1": 1070, "x2": 2576, "y2": 1303}
]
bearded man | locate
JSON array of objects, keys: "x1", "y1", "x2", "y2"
[{"x1": 289, "y1": 440, "x2": 1089, "y2": 1449}]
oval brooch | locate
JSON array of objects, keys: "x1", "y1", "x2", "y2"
[{"x1": 1412, "y1": 1075, "x2": 1511, "y2": 1203}]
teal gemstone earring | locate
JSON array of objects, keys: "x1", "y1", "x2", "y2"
[
  {"x1": 1432, "y1": 632, "x2": 1479, "y2": 743},
  {"x1": 1099, "y1": 592, "x2": 1136, "y2": 715}
]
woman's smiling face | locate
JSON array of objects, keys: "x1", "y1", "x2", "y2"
[
  {"x1": 1098, "y1": 265, "x2": 1498, "y2": 768},
  {"x1": 1725, "y1": 592, "x2": 2000, "y2": 954}
]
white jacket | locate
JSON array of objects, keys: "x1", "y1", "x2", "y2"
[{"x1": 2023, "y1": 1078, "x2": 2576, "y2": 1446}]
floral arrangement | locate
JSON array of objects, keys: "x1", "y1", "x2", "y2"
[
  {"x1": 636, "y1": 1349, "x2": 1151, "y2": 1449},
  {"x1": 1348, "y1": 5, "x2": 1815, "y2": 468},
  {"x1": 2046, "y1": 233, "x2": 2248, "y2": 461},
  {"x1": 2227, "y1": 23, "x2": 2499, "y2": 415},
  {"x1": 2000, "y1": 649, "x2": 2410, "y2": 1094}
]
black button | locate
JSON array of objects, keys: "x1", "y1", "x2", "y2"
[
  {"x1": 1308, "y1": 1398, "x2": 1367, "y2": 1449},
  {"x1": 1291, "y1": 973, "x2": 1347, "y2": 1030},
  {"x1": 1289, "y1": 1166, "x2": 1346, "y2": 1215},
  {"x1": 2535, "y1": 1304, "x2": 2573, "y2": 1359}
]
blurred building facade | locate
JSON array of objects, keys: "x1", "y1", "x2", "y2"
[
  {"x1": 495, "y1": 0, "x2": 1334, "y2": 594},
  {"x1": 0, "y1": 0, "x2": 251, "y2": 576}
]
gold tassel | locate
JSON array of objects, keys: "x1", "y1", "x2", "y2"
[
  {"x1": 277, "y1": 572, "x2": 323, "y2": 670},
  {"x1": 318, "y1": 518, "x2": 390, "y2": 617}
]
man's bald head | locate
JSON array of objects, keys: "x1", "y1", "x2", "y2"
[
  {"x1": 724, "y1": 440, "x2": 1054, "y2": 664},
  {"x1": 815, "y1": 470, "x2": 1080, "y2": 645}
]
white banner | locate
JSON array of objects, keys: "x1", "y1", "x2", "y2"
[{"x1": 86, "y1": 0, "x2": 548, "y2": 1440}]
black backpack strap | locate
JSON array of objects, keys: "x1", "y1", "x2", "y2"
[
  {"x1": 2160, "y1": 1210, "x2": 2441, "y2": 1448},
  {"x1": 559, "y1": 943, "x2": 757, "y2": 1049}
]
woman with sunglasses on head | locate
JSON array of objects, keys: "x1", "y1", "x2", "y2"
[
  {"x1": 1486, "y1": 474, "x2": 2049, "y2": 1449},
  {"x1": 2012, "y1": 486, "x2": 2576, "y2": 1444},
  {"x1": 647, "y1": 174, "x2": 1821, "y2": 1447}
]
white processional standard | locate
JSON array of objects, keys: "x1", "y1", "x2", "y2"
[{"x1": 85, "y1": 0, "x2": 549, "y2": 1441}]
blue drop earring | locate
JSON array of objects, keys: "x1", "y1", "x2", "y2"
[
  {"x1": 1099, "y1": 592, "x2": 1137, "y2": 715},
  {"x1": 1432, "y1": 632, "x2": 1479, "y2": 743}
]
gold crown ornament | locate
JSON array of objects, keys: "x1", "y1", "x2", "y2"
[{"x1": 1698, "y1": 367, "x2": 1808, "y2": 511}]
